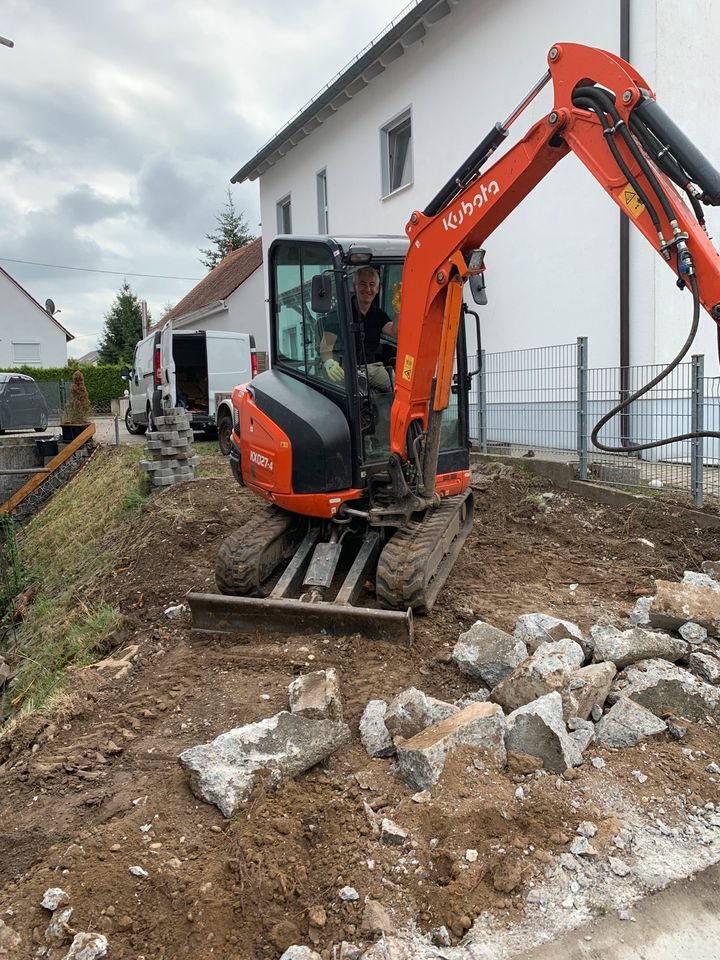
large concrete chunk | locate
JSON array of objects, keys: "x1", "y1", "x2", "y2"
[
  {"x1": 396, "y1": 702, "x2": 506, "y2": 791},
  {"x1": 288, "y1": 669, "x2": 343, "y2": 721},
  {"x1": 591, "y1": 624, "x2": 687, "y2": 669},
  {"x1": 179, "y1": 711, "x2": 351, "y2": 817},
  {"x1": 562, "y1": 662, "x2": 617, "y2": 720},
  {"x1": 608, "y1": 659, "x2": 720, "y2": 721},
  {"x1": 384, "y1": 687, "x2": 458, "y2": 740},
  {"x1": 513, "y1": 612, "x2": 591, "y2": 658},
  {"x1": 534, "y1": 639, "x2": 585, "y2": 671},
  {"x1": 452, "y1": 620, "x2": 527, "y2": 688},
  {"x1": 505, "y1": 692, "x2": 583, "y2": 772},
  {"x1": 649, "y1": 580, "x2": 720, "y2": 637},
  {"x1": 595, "y1": 699, "x2": 667, "y2": 748},
  {"x1": 360, "y1": 699, "x2": 394, "y2": 758},
  {"x1": 490, "y1": 641, "x2": 582, "y2": 714}
]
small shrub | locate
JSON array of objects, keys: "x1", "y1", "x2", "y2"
[{"x1": 61, "y1": 370, "x2": 95, "y2": 424}]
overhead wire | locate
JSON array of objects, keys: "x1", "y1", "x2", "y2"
[{"x1": 0, "y1": 256, "x2": 201, "y2": 282}]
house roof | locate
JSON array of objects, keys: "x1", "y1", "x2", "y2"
[
  {"x1": 155, "y1": 239, "x2": 263, "y2": 330},
  {"x1": 232, "y1": 0, "x2": 460, "y2": 184},
  {"x1": 0, "y1": 265, "x2": 74, "y2": 341}
]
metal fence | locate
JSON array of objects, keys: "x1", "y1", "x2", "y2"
[
  {"x1": 470, "y1": 338, "x2": 720, "y2": 507},
  {"x1": 32, "y1": 381, "x2": 113, "y2": 423}
]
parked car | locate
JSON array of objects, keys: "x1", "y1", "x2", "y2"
[
  {"x1": 122, "y1": 325, "x2": 256, "y2": 438},
  {"x1": 0, "y1": 374, "x2": 49, "y2": 433}
]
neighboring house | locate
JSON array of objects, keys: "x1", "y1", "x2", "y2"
[
  {"x1": 154, "y1": 239, "x2": 267, "y2": 359},
  {"x1": 232, "y1": 0, "x2": 720, "y2": 375},
  {"x1": 0, "y1": 266, "x2": 73, "y2": 368},
  {"x1": 77, "y1": 350, "x2": 99, "y2": 365}
]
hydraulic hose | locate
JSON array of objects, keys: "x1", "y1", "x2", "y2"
[{"x1": 590, "y1": 273, "x2": 720, "y2": 452}]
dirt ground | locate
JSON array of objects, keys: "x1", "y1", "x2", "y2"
[{"x1": 1, "y1": 455, "x2": 720, "y2": 959}]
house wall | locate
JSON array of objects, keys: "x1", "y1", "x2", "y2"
[
  {"x1": 0, "y1": 276, "x2": 68, "y2": 368},
  {"x1": 175, "y1": 268, "x2": 269, "y2": 354},
  {"x1": 255, "y1": 0, "x2": 720, "y2": 375}
]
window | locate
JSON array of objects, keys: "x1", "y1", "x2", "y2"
[
  {"x1": 316, "y1": 169, "x2": 329, "y2": 233},
  {"x1": 273, "y1": 241, "x2": 338, "y2": 385},
  {"x1": 12, "y1": 342, "x2": 41, "y2": 365},
  {"x1": 381, "y1": 108, "x2": 413, "y2": 197},
  {"x1": 276, "y1": 195, "x2": 292, "y2": 234}
]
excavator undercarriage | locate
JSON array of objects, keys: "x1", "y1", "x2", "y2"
[{"x1": 188, "y1": 489, "x2": 473, "y2": 645}]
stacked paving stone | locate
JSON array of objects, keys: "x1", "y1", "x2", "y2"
[{"x1": 139, "y1": 409, "x2": 199, "y2": 487}]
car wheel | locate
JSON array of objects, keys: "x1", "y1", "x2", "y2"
[
  {"x1": 34, "y1": 411, "x2": 48, "y2": 432},
  {"x1": 217, "y1": 412, "x2": 233, "y2": 456},
  {"x1": 125, "y1": 406, "x2": 147, "y2": 435}
]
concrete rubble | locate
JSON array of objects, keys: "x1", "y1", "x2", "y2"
[
  {"x1": 452, "y1": 620, "x2": 526, "y2": 687},
  {"x1": 608, "y1": 659, "x2": 720, "y2": 721},
  {"x1": 590, "y1": 624, "x2": 687, "y2": 669},
  {"x1": 490, "y1": 639, "x2": 584, "y2": 713},
  {"x1": 561, "y1": 662, "x2": 616, "y2": 720},
  {"x1": 594, "y1": 698, "x2": 668, "y2": 748},
  {"x1": 648, "y1": 579, "x2": 720, "y2": 636},
  {"x1": 359, "y1": 700, "x2": 394, "y2": 758},
  {"x1": 288, "y1": 668, "x2": 343, "y2": 721},
  {"x1": 395, "y1": 701, "x2": 506, "y2": 791},
  {"x1": 505, "y1": 692, "x2": 583, "y2": 772},
  {"x1": 513, "y1": 612, "x2": 591, "y2": 658},
  {"x1": 384, "y1": 686, "x2": 458, "y2": 740},
  {"x1": 179, "y1": 710, "x2": 351, "y2": 817}
]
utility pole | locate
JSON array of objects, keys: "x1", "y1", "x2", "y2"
[{"x1": 141, "y1": 299, "x2": 148, "y2": 338}]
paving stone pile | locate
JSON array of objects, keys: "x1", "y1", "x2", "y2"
[{"x1": 138, "y1": 410, "x2": 199, "y2": 488}]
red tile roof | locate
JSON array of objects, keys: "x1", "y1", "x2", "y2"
[{"x1": 154, "y1": 238, "x2": 263, "y2": 330}]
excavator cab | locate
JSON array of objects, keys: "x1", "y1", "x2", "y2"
[{"x1": 268, "y1": 235, "x2": 471, "y2": 494}]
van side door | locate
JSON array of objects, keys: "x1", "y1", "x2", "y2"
[
  {"x1": 160, "y1": 323, "x2": 176, "y2": 412},
  {"x1": 205, "y1": 332, "x2": 251, "y2": 417}
]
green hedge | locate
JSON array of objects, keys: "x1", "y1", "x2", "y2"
[{"x1": 1, "y1": 364, "x2": 125, "y2": 405}]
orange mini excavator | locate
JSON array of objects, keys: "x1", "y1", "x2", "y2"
[{"x1": 188, "y1": 42, "x2": 720, "y2": 644}]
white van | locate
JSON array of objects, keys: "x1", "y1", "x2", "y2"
[{"x1": 122, "y1": 326, "x2": 256, "y2": 436}]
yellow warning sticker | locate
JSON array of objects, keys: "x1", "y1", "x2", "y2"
[
  {"x1": 402, "y1": 354, "x2": 414, "y2": 381},
  {"x1": 619, "y1": 184, "x2": 645, "y2": 218}
]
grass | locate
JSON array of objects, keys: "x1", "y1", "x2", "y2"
[{"x1": 0, "y1": 446, "x2": 149, "y2": 726}]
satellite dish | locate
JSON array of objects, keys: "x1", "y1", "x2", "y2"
[{"x1": 45, "y1": 298, "x2": 56, "y2": 315}]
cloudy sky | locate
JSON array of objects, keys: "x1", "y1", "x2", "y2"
[{"x1": 0, "y1": 0, "x2": 404, "y2": 356}]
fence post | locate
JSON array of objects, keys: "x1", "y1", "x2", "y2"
[
  {"x1": 577, "y1": 336, "x2": 588, "y2": 481},
  {"x1": 691, "y1": 353, "x2": 704, "y2": 508},
  {"x1": 478, "y1": 348, "x2": 487, "y2": 453}
]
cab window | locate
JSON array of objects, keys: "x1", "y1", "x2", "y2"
[{"x1": 273, "y1": 242, "x2": 339, "y2": 384}]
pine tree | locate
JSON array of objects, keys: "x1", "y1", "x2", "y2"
[
  {"x1": 97, "y1": 280, "x2": 148, "y2": 365},
  {"x1": 199, "y1": 189, "x2": 254, "y2": 270}
]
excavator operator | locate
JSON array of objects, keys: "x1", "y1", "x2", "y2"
[{"x1": 320, "y1": 267, "x2": 398, "y2": 392}]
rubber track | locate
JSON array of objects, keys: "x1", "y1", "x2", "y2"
[
  {"x1": 376, "y1": 492, "x2": 473, "y2": 614},
  {"x1": 215, "y1": 506, "x2": 297, "y2": 597}
]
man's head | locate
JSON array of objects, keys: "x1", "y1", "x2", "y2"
[{"x1": 353, "y1": 267, "x2": 380, "y2": 314}]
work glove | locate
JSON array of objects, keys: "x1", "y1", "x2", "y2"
[{"x1": 324, "y1": 358, "x2": 344, "y2": 382}]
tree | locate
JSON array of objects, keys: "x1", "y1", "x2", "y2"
[
  {"x1": 97, "y1": 280, "x2": 148, "y2": 365},
  {"x1": 199, "y1": 189, "x2": 254, "y2": 270}
]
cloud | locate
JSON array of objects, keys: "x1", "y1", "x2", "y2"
[{"x1": 0, "y1": 0, "x2": 402, "y2": 350}]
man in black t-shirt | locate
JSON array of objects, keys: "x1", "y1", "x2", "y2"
[{"x1": 320, "y1": 267, "x2": 398, "y2": 391}]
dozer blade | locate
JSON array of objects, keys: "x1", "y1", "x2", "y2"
[{"x1": 187, "y1": 591, "x2": 413, "y2": 645}]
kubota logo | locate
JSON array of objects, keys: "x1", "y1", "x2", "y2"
[
  {"x1": 250, "y1": 450, "x2": 273, "y2": 471},
  {"x1": 442, "y1": 179, "x2": 500, "y2": 231}
]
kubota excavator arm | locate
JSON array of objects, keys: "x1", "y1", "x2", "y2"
[{"x1": 391, "y1": 41, "x2": 720, "y2": 493}]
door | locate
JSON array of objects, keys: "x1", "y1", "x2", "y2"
[
  {"x1": 205, "y1": 333, "x2": 251, "y2": 416},
  {"x1": 160, "y1": 323, "x2": 176, "y2": 411},
  {"x1": 7, "y1": 378, "x2": 27, "y2": 428}
]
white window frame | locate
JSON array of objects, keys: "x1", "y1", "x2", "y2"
[
  {"x1": 12, "y1": 342, "x2": 41, "y2": 366},
  {"x1": 380, "y1": 107, "x2": 413, "y2": 198},
  {"x1": 276, "y1": 194, "x2": 292, "y2": 234},
  {"x1": 316, "y1": 168, "x2": 329, "y2": 233}
]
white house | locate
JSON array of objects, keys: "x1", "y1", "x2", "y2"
[
  {"x1": 232, "y1": 0, "x2": 720, "y2": 377},
  {"x1": 157, "y1": 239, "x2": 267, "y2": 360},
  {"x1": 0, "y1": 266, "x2": 73, "y2": 368}
]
